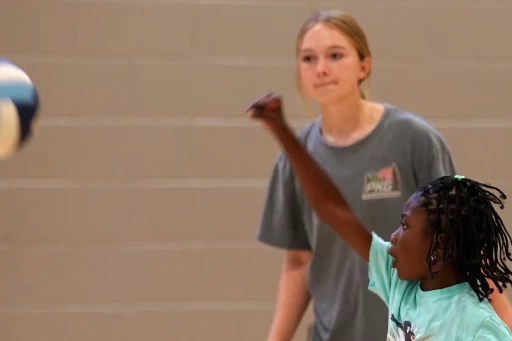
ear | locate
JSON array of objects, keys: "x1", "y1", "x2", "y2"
[
  {"x1": 436, "y1": 233, "x2": 446, "y2": 247},
  {"x1": 358, "y1": 56, "x2": 372, "y2": 82},
  {"x1": 428, "y1": 233, "x2": 447, "y2": 265},
  {"x1": 437, "y1": 233, "x2": 458, "y2": 264},
  {"x1": 428, "y1": 249, "x2": 439, "y2": 265}
]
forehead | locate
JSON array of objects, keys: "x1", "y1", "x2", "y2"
[
  {"x1": 300, "y1": 23, "x2": 352, "y2": 51},
  {"x1": 402, "y1": 193, "x2": 427, "y2": 222},
  {"x1": 403, "y1": 193, "x2": 420, "y2": 214}
]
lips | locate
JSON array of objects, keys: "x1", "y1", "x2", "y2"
[
  {"x1": 388, "y1": 246, "x2": 397, "y2": 269},
  {"x1": 314, "y1": 80, "x2": 337, "y2": 88}
]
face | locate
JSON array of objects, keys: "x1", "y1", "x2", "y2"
[
  {"x1": 297, "y1": 23, "x2": 370, "y2": 104},
  {"x1": 388, "y1": 193, "x2": 432, "y2": 281}
]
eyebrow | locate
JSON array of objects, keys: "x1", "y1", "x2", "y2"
[{"x1": 300, "y1": 45, "x2": 347, "y2": 53}]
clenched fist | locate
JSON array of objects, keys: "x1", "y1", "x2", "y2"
[{"x1": 245, "y1": 92, "x2": 287, "y2": 130}]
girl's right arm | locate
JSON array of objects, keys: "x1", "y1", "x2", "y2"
[{"x1": 246, "y1": 93, "x2": 372, "y2": 263}]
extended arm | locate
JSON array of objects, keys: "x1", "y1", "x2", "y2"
[
  {"x1": 266, "y1": 124, "x2": 372, "y2": 261},
  {"x1": 247, "y1": 93, "x2": 372, "y2": 261}
]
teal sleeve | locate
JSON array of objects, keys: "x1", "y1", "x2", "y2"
[
  {"x1": 368, "y1": 232, "x2": 395, "y2": 306},
  {"x1": 472, "y1": 316, "x2": 512, "y2": 341}
]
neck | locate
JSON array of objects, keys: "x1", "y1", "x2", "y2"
[
  {"x1": 420, "y1": 267, "x2": 463, "y2": 291},
  {"x1": 320, "y1": 95, "x2": 365, "y2": 135},
  {"x1": 319, "y1": 95, "x2": 383, "y2": 145}
]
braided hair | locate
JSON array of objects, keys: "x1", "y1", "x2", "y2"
[{"x1": 417, "y1": 175, "x2": 512, "y2": 302}]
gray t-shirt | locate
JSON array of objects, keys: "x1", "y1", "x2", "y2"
[{"x1": 257, "y1": 103, "x2": 456, "y2": 341}]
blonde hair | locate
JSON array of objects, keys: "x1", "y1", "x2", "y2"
[{"x1": 295, "y1": 10, "x2": 372, "y2": 118}]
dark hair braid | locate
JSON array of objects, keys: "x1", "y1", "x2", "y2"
[{"x1": 417, "y1": 175, "x2": 512, "y2": 301}]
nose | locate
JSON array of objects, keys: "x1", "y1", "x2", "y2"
[
  {"x1": 390, "y1": 230, "x2": 399, "y2": 245},
  {"x1": 316, "y1": 58, "x2": 329, "y2": 77}
]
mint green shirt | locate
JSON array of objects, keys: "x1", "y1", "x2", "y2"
[{"x1": 368, "y1": 232, "x2": 512, "y2": 341}]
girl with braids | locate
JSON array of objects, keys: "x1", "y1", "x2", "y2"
[
  {"x1": 246, "y1": 93, "x2": 512, "y2": 340},
  {"x1": 253, "y1": 9, "x2": 512, "y2": 341}
]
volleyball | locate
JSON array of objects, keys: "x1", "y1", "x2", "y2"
[{"x1": 0, "y1": 58, "x2": 40, "y2": 160}]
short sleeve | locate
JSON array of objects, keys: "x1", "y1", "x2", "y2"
[
  {"x1": 368, "y1": 232, "x2": 395, "y2": 306},
  {"x1": 256, "y1": 152, "x2": 311, "y2": 251},
  {"x1": 410, "y1": 118, "x2": 456, "y2": 187},
  {"x1": 472, "y1": 316, "x2": 512, "y2": 341}
]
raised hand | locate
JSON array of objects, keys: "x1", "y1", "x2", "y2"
[
  {"x1": 244, "y1": 93, "x2": 372, "y2": 264},
  {"x1": 245, "y1": 92, "x2": 287, "y2": 130}
]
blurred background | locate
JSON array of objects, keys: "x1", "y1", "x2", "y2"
[{"x1": 1, "y1": 0, "x2": 512, "y2": 340}]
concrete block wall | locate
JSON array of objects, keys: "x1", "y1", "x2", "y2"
[{"x1": 1, "y1": 1, "x2": 512, "y2": 340}]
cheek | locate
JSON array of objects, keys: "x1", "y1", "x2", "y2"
[
  {"x1": 399, "y1": 240, "x2": 428, "y2": 275},
  {"x1": 410, "y1": 242, "x2": 428, "y2": 262},
  {"x1": 298, "y1": 67, "x2": 317, "y2": 95},
  {"x1": 334, "y1": 59, "x2": 362, "y2": 80},
  {"x1": 298, "y1": 65, "x2": 314, "y2": 83},
  {"x1": 409, "y1": 243, "x2": 430, "y2": 274}
]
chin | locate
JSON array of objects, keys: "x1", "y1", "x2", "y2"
[
  {"x1": 396, "y1": 271, "x2": 420, "y2": 282},
  {"x1": 303, "y1": 88, "x2": 344, "y2": 105},
  {"x1": 394, "y1": 266, "x2": 407, "y2": 280},
  {"x1": 312, "y1": 93, "x2": 344, "y2": 106},
  {"x1": 396, "y1": 271, "x2": 407, "y2": 280}
]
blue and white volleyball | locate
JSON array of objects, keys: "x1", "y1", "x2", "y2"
[{"x1": 0, "y1": 58, "x2": 40, "y2": 160}]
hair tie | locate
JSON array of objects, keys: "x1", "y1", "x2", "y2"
[{"x1": 454, "y1": 175, "x2": 465, "y2": 181}]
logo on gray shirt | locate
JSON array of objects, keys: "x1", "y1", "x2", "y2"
[{"x1": 362, "y1": 163, "x2": 402, "y2": 199}]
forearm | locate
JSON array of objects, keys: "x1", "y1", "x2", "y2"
[
  {"x1": 268, "y1": 258, "x2": 311, "y2": 341},
  {"x1": 269, "y1": 124, "x2": 371, "y2": 261},
  {"x1": 269, "y1": 125, "x2": 347, "y2": 222},
  {"x1": 488, "y1": 279, "x2": 512, "y2": 329}
]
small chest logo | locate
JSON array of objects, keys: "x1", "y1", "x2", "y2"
[
  {"x1": 362, "y1": 163, "x2": 402, "y2": 200},
  {"x1": 387, "y1": 314, "x2": 436, "y2": 341}
]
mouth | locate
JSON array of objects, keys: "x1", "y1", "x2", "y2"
[
  {"x1": 314, "y1": 80, "x2": 338, "y2": 89},
  {"x1": 388, "y1": 246, "x2": 397, "y2": 269}
]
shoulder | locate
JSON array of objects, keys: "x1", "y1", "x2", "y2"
[
  {"x1": 472, "y1": 315, "x2": 512, "y2": 340},
  {"x1": 295, "y1": 118, "x2": 321, "y2": 143},
  {"x1": 457, "y1": 289, "x2": 512, "y2": 340},
  {"x1": 383, "y1": 103, "x2": 449, "y2": 148},
  {"x1": 384, "y1": 103, "x2": 442, "y2": 137},
  {"x1": 273, "y1": 119, "x2": 321, "y2": 168}
]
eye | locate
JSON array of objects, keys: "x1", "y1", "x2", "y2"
[
  {"x1": 400, "y1": 221, "x2": 407, "y2": 230},
  {"x1": 330, "y1": 52, "x2": 343, "y2": 60},
  {"x1": 301, "y1": 55, "x2": 314, "y2": 63}
]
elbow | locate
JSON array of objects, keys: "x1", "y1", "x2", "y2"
[{"x1": 284, "y1": 250, "x2": 311, "y2": 270}]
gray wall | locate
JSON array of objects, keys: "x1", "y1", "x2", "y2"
[{"x1": 1, "y1": 1, "x2": 511, "y2": 340}]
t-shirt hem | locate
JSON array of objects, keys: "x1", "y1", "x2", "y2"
[{"x1": 256, "y1": 232, "x2": 312, "y2": 251}]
